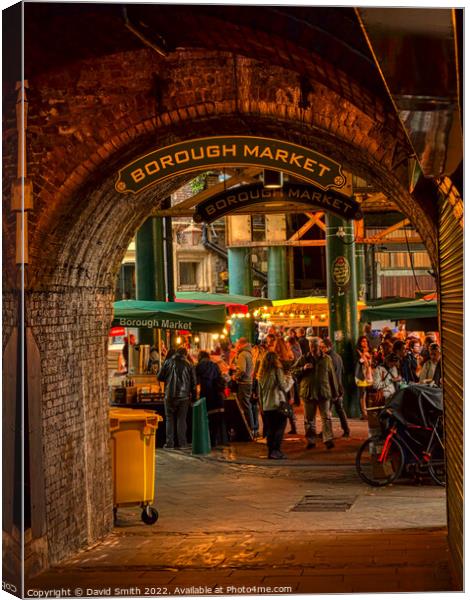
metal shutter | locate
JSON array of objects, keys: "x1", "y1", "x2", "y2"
[{"x1": 437, "y1": 178, "x2": 463, "y2": 586}]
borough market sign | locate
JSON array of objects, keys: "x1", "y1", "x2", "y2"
[
  {"x1": 193, "y1": 183, "x2": 362, "y2": 223},
  {"x1": 115, "y1": 136, "x2": 347, "y2": 194}
]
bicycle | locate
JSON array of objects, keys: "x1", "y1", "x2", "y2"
[{"x1": 356, "y1": 412, "x2": 446, "y2": 487}]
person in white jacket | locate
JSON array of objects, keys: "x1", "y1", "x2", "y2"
[{"x1": 372, "y1": 353, "x2": 402, "y2": 401}]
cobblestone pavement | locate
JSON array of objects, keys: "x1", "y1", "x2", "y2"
[{"x1": 28, "y1": 418, "x2": 459, "y2": 595}]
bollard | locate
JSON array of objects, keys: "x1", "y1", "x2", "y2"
[{"x1": 191, "y1": 397, "x2": 211, "y2": 455}]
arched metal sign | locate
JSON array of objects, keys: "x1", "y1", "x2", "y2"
[
  {"x1": 193, "y1": 183, "x2": 362, "y2": 223},
  {"x1": 115, "y1": 136, "x2": 347, "y2": 194}
]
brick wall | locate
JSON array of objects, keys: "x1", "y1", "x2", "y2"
[{"x1": 26, "y1": 288, "x2": 114, "y2": 564}]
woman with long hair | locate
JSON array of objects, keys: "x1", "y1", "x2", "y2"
[
  {"x1": 274, "y1": 336, "x2": 298, "y2": 434},
  {"x1": 258, "y1": 351, "x2": 293, "y2": 459},
  {"x1": 355, "y1": 335, "x2": 373, "y2": 419}
]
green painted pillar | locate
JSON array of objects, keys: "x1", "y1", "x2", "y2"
[
  {"x1": 355, "y1": 244, "x2": 366, "y2": 303},
  {"x1": 136, "y1": 218, "x2": 156, "y2": 301},
  {"x1": 135, "y1": 217, "x2": 166, "y2": 346},
  {"x1": 326, "y1": 214, "x2": 359, "y2": 416},
  {"x1": 136, "y1": 218, "x2": 156, "y2": 346},
  {"x1": 163, "y1": 215, "x2": 175, "y2": 303},
  {"x1": 228, "y1": 248, "x2": 253, "y2": 343},
  {"x1": 191, "y1": 397, "x2": 211, "y2": 455},
  {"x1": 268, "y1": 246, "x2": 288, "y2": 300},
  {"x1": 153, "y1": 217, "x2": 166, "y2": 302}
]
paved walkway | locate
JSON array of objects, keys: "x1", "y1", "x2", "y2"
[{"x1": 28, "y1": 417, "x2": 459, "y2": 595}]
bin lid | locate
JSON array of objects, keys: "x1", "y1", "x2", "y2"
[{"x1": 109, "y1": 407, "x2": 163, "y2": 424}]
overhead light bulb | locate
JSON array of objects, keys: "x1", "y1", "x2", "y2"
[
  {"x1": 176, "y1": 337, "x2": 182, "y2": 344},
  {"x1": 194, "y1": 336, "x2": 200, "y2": 343}
]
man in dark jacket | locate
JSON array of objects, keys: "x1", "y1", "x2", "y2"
[
  {"x1": 293, "y1": 337, "x2": 339, "y2": 449},
  {"x1": 393, "y1": 339, "x2": 419, "y2": 384},
  {"x1": 322, "y1": 338, "x2": 350, "y2": 438},
  {"x1": 157, "y1": 347, "x2": 197, "y2": 449},
  {"x1": 296, "y1": 328, "x2": 310, "y2": 356},
  {"x1": 196, "y1": 351, "x2": 228, "y2": 448}
]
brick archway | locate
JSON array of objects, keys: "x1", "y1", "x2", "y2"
[{"x1": 3, "y1": 43, "x2": 446, "y2": 572}]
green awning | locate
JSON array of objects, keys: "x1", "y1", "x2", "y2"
[
  {"x1": 113, "y1": 300, "x2": 226, "y2": 333},
  {"x1": 175, "y1": 292, "x2": 271, "y2": 309},
  {"x1": 360, "y1": 299, "x2": 438, "y2": 322}
]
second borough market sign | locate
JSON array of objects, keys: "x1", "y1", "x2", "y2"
[
  {"x1": 193, "y1": 182, "x2": 362, "y2": 222},
  {"x1": 115, "y1": 136, "x2": 347, "y2": 194}
]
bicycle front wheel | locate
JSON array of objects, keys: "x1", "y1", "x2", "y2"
[{"x1": 356, "y1": 435, "x2": 405, "y2": 486}]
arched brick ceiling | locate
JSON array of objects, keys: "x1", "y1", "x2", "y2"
[
  {"x1": 23, "y1": 108, "x2": 436, "y2": 292},
  {"x1": 3, "y1": 6, "x2": 439, "y2": 291},
  {"x1": 20, "y1": 3, "x2": 389, "y2": 108}
]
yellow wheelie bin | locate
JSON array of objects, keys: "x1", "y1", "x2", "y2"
[{"x1": 110, "y1": 408, "x2": 162, "y2": 524}]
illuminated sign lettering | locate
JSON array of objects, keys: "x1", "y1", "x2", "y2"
[{"x1": 115, "y1": 136, "x2": 346, "y2": 194}]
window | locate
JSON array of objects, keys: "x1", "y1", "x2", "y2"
[{"x1": 179, "y1": 262, "x2": 199, "y2": 286}]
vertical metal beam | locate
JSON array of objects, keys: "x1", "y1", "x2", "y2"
[
  {"x1": 135, "y1": 218, "x2": 156, "y2": 301},
  {"x1": 326, "y1": 214, "x2": 359, "y2": 416},
  {"x1": 227, "y1": 214, "x2": 254, "y2": 342},
  {"x1": 136, "y1": 218, "x2": 157, "y2": 346},
  {"x1": 228, "y1": 248, "x2": 253, "y2": 296},
  {"x1": 153, "y1": 217, "x2": 166, "y2": 301},
  {"x1": 266, "y1": 215, "x2": 288, "y2": 300},
  {"x1": 287, "y1": 246, "x2": 295, "y2": 298},
  {"x1": 163, "y1": 214, "x2": 175, "y2": 302},
  {"x1": 355, "y1": 244, "x2": 366, "y2": 302},
  {"x1": 267, "y1": 247, "x2": 288, "y2": 300}
]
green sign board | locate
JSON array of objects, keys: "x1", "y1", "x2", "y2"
[
  {"x1": 115, "y1": 136, "x2": 346, "y2": 194},
  {"x1": 193, "y1": 183, "x2": 362, "y2": 223}
]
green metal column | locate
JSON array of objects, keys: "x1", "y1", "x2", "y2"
[
  {"x1": 355, "y1": 244, "x2": 366, "y2": 303},
  {"x1": 267, "y1": 246, "x2": 288, "y2": 300},
  {"x1": 163, "y1": 212, "x2": 177, "y2": 347},
  {"x1": 163, "y1": 216, "x2": 175, "y2": 302},
  {"x1": 136, "y1": 218, "x2": 156, "y2": 301},
  {"x1": 153, "y1": 217, "x2": 166, "y2": 301},
  {"x1": 136, "y1": 218, "x2": 157, "y2": 346},
  {"x1": 325, "y1": 214, "x2": 359, "y2": 416},
  {"x1": 228, "y1": 248, "x2": 253, "y2": 342},
  {"x1": 135, "y1": 217, "x2": 165, "y2": 346}
]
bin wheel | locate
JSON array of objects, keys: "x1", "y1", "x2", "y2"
[{"x1": 141, "y1": 506, "x2": 158, "y2": 525}]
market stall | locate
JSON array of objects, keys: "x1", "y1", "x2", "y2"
[
  {"x1": 175, "y1": 291, "x2": 272, "y2": 345},
  {"x1": 110, "y1": 299, "x2": 228, "y2": 446},
  {"x1": 255, "y1": 296, "x2": 366, "y2": 336}
]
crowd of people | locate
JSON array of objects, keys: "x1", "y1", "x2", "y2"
[
  {"x1": 154, "y1": 324, "x2": 442, "y2": 460},
  {"x1": 355, "y1": 325, "x2": 442, "y2": 418}
]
